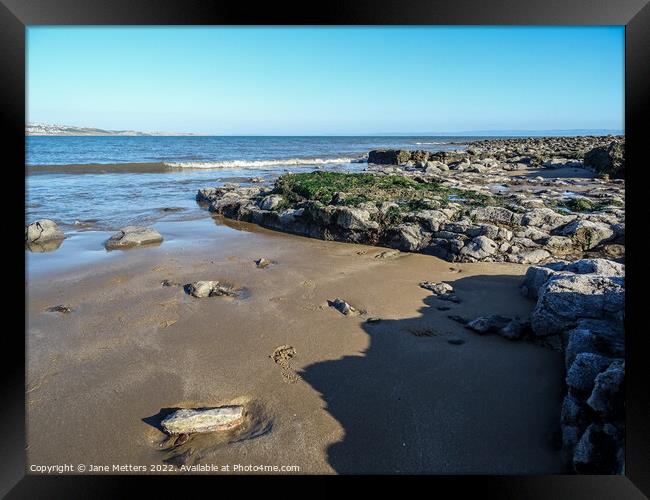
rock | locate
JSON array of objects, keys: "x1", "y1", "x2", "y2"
[
  {"x1": 561, "y1": 395, "x2": 588, "y2": 426},
  {"x1": 573, "y1": 423, "x2": 623, "y2": 474},
  {"x1": 25, "y1": 219, "x2": 64, "y2": 244},
  {"x1": 465, "y1": 315, "x2": 512, "y2": 334},
  {"x1": 499, "y1": 319, "x2": 529, "y2": 340},
  {"x1": 105, "y1": 226, "x2": 163, "y2": 250},
  {"x1": 587, "y1": 359, "x2": 624, "y2": 417},
  {"x1": 336, "y1": 207, "x2": 379, "y2": 231},
  {"x1": 564, "y1": 319, "x2": 624, "y2": 367},
  {"x1": 258, "y1": 194, "x2": 284, "y2": 211},
  {"x1": 161, "y1": 406, "x2": 244, "y2": 434},
  {"x1": 521, "y1": 208, "x2": 576, "y2": 231},
  {"x1": 566, "y1": 352, "x2": 613, "y2": 394},
  {"x1": 559, "y1": 220, "x2": 615, "y2": 250},
  {"x1": 512, "y1": 248, "x2": 551, "y2": 264},
  {"x1": 368, "y1": 149, "x2": 412, "y2": 165},
  {"x1": 458, "y1": 235, "x2": 498, "y2": 260},
  {"x1": 470, "y1": 206, "x2": 522, "y2": 225},
  {"x1": 46, "y1": 305, "x2": 72, "y2": 314},
  {"x1": 255, "y1": 258, "x2": 274, "y2": 268},
  {"x1": 328, "y1": 298, "x2": 358, "y2": 316},
  {"x1": 375, "y1": 249, "x2": 400, "y2": 259},
  {"x1": 185, "y1": 281, "x2": 237, "y2": 298},
  {"x1": 531, "y1": 274, "x2": 624, "y2": 336},
  {"x1": 584, "y1": 141, "x2": 625, "y2": 179},
  {"x1": 521, "y1": 265, "x2": 565, "y2": 300},
  {"x1": 161, "y1": 279, "x2": 181, "y2": 287},
  {"x1": 391, "y1": 223, "x2": 429, "y2": 251},
  {"x1": 419, "y1": 282, "x2": 453, "y2": 295}
]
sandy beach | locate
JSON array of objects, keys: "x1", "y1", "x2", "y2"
[{"x1": 26, "y1": 216, "x2": 565, "y2": 474}]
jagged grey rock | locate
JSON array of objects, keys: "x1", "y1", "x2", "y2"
[
  {"x1": 459, "y1": 235, "x2": 498, "y2": 260},
  {"x1": 566, "y1": 352, "x2": 614, "y2": 394},
  {"x1": 531, "y1": 274, "x2": 624, "y2": 336},
  {"x1": 587, "y1": 359, "x2": 624, "y2": 417}
]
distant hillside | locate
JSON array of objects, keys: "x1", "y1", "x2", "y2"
[{"x1": 26, "y1": 123, "x2": 196, "y2": 136}]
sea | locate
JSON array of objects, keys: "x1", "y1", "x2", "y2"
[{"x1": 26, "y1": 136, "x2": 478, "y2": 231}]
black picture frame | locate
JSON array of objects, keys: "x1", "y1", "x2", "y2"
[{"x1": 3, "y1": 0, "x2": 649, "y2": 496}]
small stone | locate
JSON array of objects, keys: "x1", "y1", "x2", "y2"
[
  {"x1": 419, "y1": 281, "x2": 453, "y2": 295},
  {"x1": 366, "y1": 317, "x2": 382, "y2": 324},
  {"x1": 161, "y1": 279, "x2": 180, "y2": 287},
  {"x1": 375, "y1": 249, "x2": 400, "y2": 259},
  {"x1": 328, "y1": 298, "x2": 358, "y2": 316},
  {"x1": 465, "y1": 315, "x2": 512, "y2": 334},
  {"x1": 161, "y1": 406, "x2": 245, "y2": 434},
  {"x1": 255, "y1": 258, "x2": 274, "y2": 269},
  {"x1": 46, "y1": 305, "x2": 72, "y2": 314},
  {"x1": 184, "y1": 281, "x2": 237, "y2": 298}
]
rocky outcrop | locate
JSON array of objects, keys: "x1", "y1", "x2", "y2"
[
  {"x1": 197, "y1": 180, "x2": 622, "y2": 265},
  {"x1": 521, "y1": 258, "x2": 624, "y2": 474},
  {"x1": 584, "y1": 141, "x2": 625, "y2": 179},
  {"x1": 105, "y1": 226, "x2": 163, "y2": 250},
  {"x1": 196, "y1": 136, "x2": 624, "y2": 265}
]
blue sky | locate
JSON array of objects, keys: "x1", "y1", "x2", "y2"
[{"x1": 27, "y1": 26, "x2": 624, "y2": 135}]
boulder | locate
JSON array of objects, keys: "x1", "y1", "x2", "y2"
[
  {"x1": 531, "y1": 274, "x2": 625, "y2": 336},
  {"x1": 566, "y1": 352, "x2": 613, "y2": 394},
  {"x1": 521, "y1": 208, "x2": 576, "y2": 231},
  {"x1": 587, "y1": 359, "x2": 624, "y2": 417},
  {"x1": 161, "y1": 406, "x2": 244, "y2": 434},
  {"x1": 258, "y1": 194, "x2": 284, "y2": 211},
  {"x1": 564, "y1": 319, "x2": 624, "y2": 367},
  {"x1": 573, "y1": 423, "x2": 624, "y2": 474},
  {"x1": 336, "y1": 207, "x2": 379, "y2": 231},
  {"x1": 559, "y1": 220, "x2": 615, "y2": 250},
  {"x1": 391, "y1": 223, "x2": 429, "y2": 251},
  {"x1": 105, "y1": 226, "x2": 163, "y2": 250},
  {"x1": 368, "y1": 149, "x2": 412, "y2": 165},
  {"x1": 561, "y1": 394, "x2": 589, "y2": 426},
  {"x1": 458, "y1": 235, "x2": 498, "y2": 260},
  {"x1": 583, "y1": 141, "x2": 625, "y2": 179},
  {"x1": 470, "y1": 206, "x2": 522, "y2": 225},
  {"x1": 25, "y1": 219, "x2": 64, "y2": 244}
]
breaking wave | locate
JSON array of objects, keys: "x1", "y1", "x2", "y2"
[{"x1": 163, "y1": 157, "x2": 360, "y2": 169}]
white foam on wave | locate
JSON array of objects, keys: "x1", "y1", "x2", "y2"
[
  {"x1": 413, "y1": 141, "x2": 446, "y2": 145},
  {"x1": 164, "y1": 157, "x2": 358, "y2": 169}
]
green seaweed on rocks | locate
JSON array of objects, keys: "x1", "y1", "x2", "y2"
[{"x1": 270, "y1": 171, "x2": 496, "y2": 209}]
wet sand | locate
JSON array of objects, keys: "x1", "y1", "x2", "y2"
[{"x1": 26, "y1": 217, "x2": 566, "y2": 474}]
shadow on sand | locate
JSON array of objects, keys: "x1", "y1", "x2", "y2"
[{"x1": 299, "y1": 273, "x2": 567, "y2": 474}]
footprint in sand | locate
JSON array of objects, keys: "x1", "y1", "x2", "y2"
[{"x1": 270, "y1": 345, "x2": 301, "y2": 384}]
